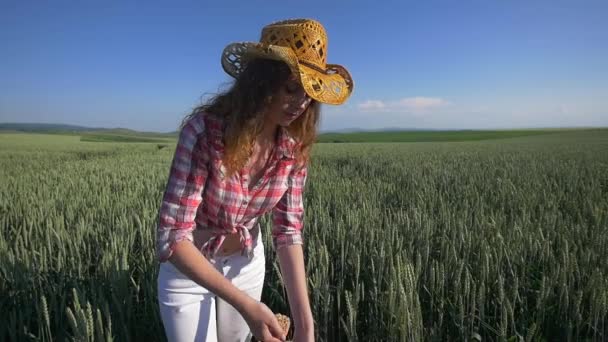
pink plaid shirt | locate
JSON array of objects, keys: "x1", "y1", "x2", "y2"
[{"x1": 156, "y1": 112, "x2": 307, "y2": 263}]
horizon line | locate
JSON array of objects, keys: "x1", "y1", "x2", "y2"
[{"x1": 1, "y1": 121, "x2": 607, "y2": 134}]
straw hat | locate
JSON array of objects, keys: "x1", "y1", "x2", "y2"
[{"x1": 221, "y1": 18, "x2": 354, "y2": 105}]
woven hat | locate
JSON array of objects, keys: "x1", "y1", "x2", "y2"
[{"x1": 221, "y1": 18, "x2": 354, "y2": 105}]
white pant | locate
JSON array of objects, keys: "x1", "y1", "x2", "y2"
[{"x1": 157, "y1": 226, "x2": 265, "y2": 342}]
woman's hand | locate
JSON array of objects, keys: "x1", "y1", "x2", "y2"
[{"x1": 241, "y1": 299, "x2": 287, "y2": 342}]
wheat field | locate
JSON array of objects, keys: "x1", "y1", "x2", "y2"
[{"x1": 1, "y1": 129, "x2": 607, "y2": 341}]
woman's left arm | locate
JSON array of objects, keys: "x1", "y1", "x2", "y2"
[
  {"x1": 277, "y1": 244, "x2": 314, "y2": 336},
  {"x1": 272, "y1": 165, "x2": 314, "y2": 338}
]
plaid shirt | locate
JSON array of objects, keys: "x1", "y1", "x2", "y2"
[{"x1": 156, "y1": 112, "x2": 307, "y2": 263}]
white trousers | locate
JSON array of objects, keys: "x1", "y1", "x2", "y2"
[{"x1": 157, "y1": 227, "x2": 265, "y2": 342}]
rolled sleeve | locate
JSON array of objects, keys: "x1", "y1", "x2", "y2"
[
  {"x1": 271, "y1": 164, "x2": 307, "y2": 251},
  {"x1": 156, "y1": 116, "x2": 209, "y2": 263}
]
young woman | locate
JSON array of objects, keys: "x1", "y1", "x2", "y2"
[{"x1": 155, "y1": 18, "x2": 353, "y2": 342}]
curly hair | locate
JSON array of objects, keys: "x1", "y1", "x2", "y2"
[{"x1": 182, "y1": 58, "x2": 320, "y2": 178}]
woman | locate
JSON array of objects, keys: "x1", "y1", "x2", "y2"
[{"x1": 156, "y1": 18, "x2": 353, "y2": 342}]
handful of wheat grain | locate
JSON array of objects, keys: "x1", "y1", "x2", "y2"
[
  {"x1": 250, "y1": 314, "x2": 291, "y2": 342},
  {"x1": 276, "y1": 313, "x2": 291, "y2": 340}
]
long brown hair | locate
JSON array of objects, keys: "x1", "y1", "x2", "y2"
[{"x1": 182, "y1": 58, "x2": 320, "y2": 178}]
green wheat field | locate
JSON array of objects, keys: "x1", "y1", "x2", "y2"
[{"x1": 1, "y1": 128, "x2": 607, "y2": 341}]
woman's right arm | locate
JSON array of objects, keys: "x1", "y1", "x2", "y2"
[
  {"x1": 156, "y1": 116, "x2": 285, "y2": 342},
  {"x1": 168, "y1": 241, "x2": 259, "y2": 318},
  {"x1": 156, "y1": 117, "x2": 255, "y2": 309}
]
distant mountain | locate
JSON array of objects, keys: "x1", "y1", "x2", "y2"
[
  {"x1": 319, "y1": 126, "x2": 436, "y2": 134},
  {"x1": 0, "y1": 123, "x2": 177, "y2": 136},
  {"x1": 2, "y1": 122, "x2": 450, "y2": 136},
  {"x1": 3, "y1": 122, "x2": 437, "y2": 136},
  {"x1": 0, "y1": 123, "x2": 97, "y2": 132}
]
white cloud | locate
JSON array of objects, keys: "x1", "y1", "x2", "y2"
[
  {"x1": 358, "y1": 100, "x2": 386, "y2": 111},
  {"x1": 324, "y1": 94, "x2": 608, "y2": 131},
  {"x1": 396, "y1": 97, "x2": 449, "y2": 110},
  {"x1": 357, "y1": 96, "x2": 450, "y2": 113}
]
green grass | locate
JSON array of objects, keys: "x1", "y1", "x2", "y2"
[
  {"x1": 1, "y1": 129, "x2": 607, "y2": 341},
  {"x1": 315, "y1": 128, "x2": 593, "y2": 143},
  {"x1": 80, "y1": 133, "x2": 172, "y2": 143},
  {"x1": 7, "y1": 127, "x2": 599, "y2": 145},
  {"x1": 0, "y1": 132, "x2": 83, "y2": 148}
]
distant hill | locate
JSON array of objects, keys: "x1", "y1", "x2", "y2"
[
  {"x1": 3, "y1": 122, "x2": 605, "y2": 144},
  {"x1": 319, "y1": 126, "x2": 435, "y2": 134},
  {"x1": 0, "y1": 123, "x2": 177, "y2": 137},
  {"x1": 0, "y1": 123, "x2": 98, "y2": 132},
  {"x1": 2, "y1": 122, "x2": 428, "y2": 136},
  {"x1": 314, "y1": 128, "x2": 579, "y2": 143}
]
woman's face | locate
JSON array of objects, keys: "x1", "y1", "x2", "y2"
[{"x1": 265, "y1": 74, "x2": 313, "y2": 127}]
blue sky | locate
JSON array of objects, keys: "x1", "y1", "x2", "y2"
[{"x1": 1, "y1": 0, "x2": 606, "y2": 132}]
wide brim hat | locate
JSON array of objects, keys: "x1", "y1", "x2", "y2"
[{"x1": 221, "y1": 18, "x2": 354, "y2": 105}]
